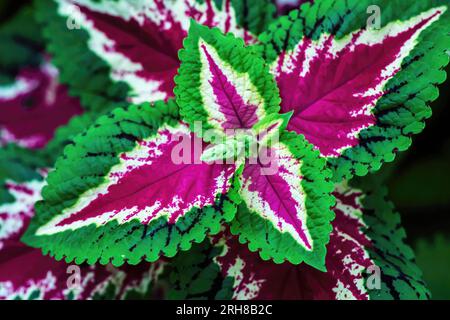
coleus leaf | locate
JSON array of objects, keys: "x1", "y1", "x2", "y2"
[
  {"x1": 229, "y1": 131, "x2": 335, "y2": 269},
  {"x1": 22, "y1": 99, "x2": 240, "y2": 266},
  {"x1": 212, "y1": 181, "x2": 429, "y2": 300},
  {"x1": 0, "y1": 7, "x2": 83, "y2": 154},
  {"x1": 165, "y1": 239, "x2": 234, "y2": 300},
  {"x1": 35, "y1": 0, "x2": 275, "y2": 112},
  {"x1": 0, "y1": 176, "x2": 98, "y2": 300},
  {"x1": 0, "y1": 169, "x2": 166, "y2": 300},
  {"x1": 0, "y1": 61, "x2": 83, "y2": 149},
  {"x1": 259, "y1": 0, "x2": 450, "y2": 181},
  {"x1": 175, "y1": 20, "x2": 280, "y2": 141}
]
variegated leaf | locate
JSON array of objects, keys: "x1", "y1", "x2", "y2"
[
  {"x1": 259, "y1": 0, "x2": 450, "y2": 180},
  {"x1": 22, "y1": 100, "x2": 240, "y2": 265},
  {"x1": 212, "y1": 181, "x2": 429, "y2": 300},
  {"x1": 175, "y1": 21, "x2": 280, "y2": 141},
  {"x1": 0, "y1": 153, "x2": 168, "y2": 300},
  {"x1": 35, "y1": 0, "x2": 275, "y2": 111},
  {"x1": 229, "y1": 131, "x2": 335, "y2": 270}
]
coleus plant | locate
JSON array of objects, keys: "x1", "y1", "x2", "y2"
[
  {"x1": 260, "y1": 0, "x2": 450, "y2": 181},
  {"x1": 0, "y1": 0, "x2": 448, "y2": 300},
  {"x1": 22, "y1": 32, "x2": 335, "y2": 269}
]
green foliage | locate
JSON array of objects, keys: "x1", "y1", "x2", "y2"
[
  {"x1": 41, "y1": 110, "x2": 106, "y2": 165},
  {"x1": 1, "y1": 0, "x2": 448, "y2": 301},
  {"x1": 0, "y1": 6, "x2": 44, "y2": 84},
  {"x1": 166, "y1": 239, "x2": 233, "y2": 300}
]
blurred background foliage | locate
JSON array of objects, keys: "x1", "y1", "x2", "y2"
[{"x1": 0, "y1": 0, "x2": 449, "y2": 299}]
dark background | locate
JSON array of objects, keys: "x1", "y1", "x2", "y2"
[{"x1": 1, "y1": 0, "x2": 449, "y2": 299}]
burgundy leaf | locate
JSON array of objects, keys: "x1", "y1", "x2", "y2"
[
  {"x1": 36, "y1": 123, "x2": 236, "y2": 235},
  {"x1": 271, "y1": 7, "x2": 444, "y2": 157}
]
